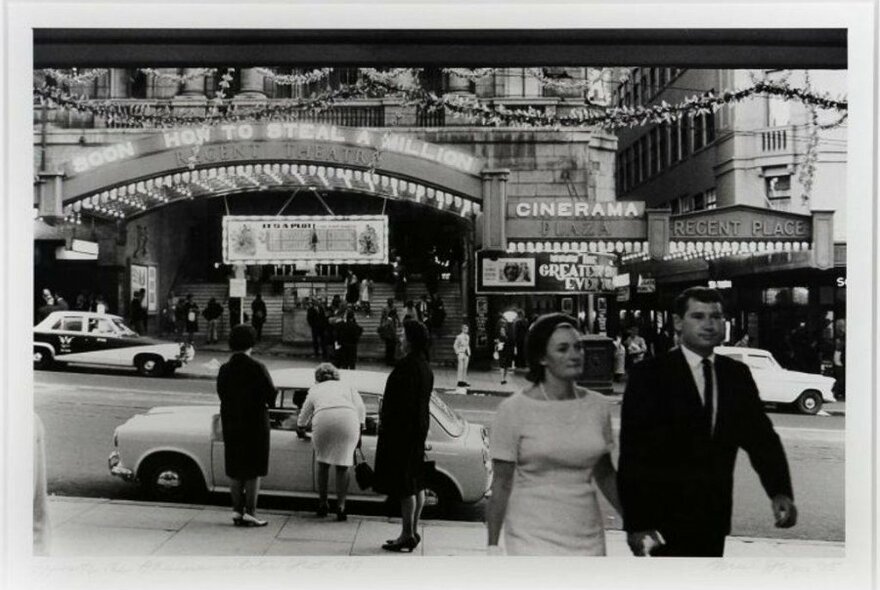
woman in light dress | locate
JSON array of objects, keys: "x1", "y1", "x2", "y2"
[
  {"x1": 486, "y1": 313, "x2": 623, "y2": 555},
  {"x1": 297, "y1": 363, "x2": 366, "y2": 521}
]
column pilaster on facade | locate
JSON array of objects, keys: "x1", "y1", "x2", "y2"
[
  {"x1": 811, "y1": 210, "x2": 834, "y2": 270},
  {"x1": 109, "y1": 68, "x2": 130, "y2": 99},
  {"x1": 235, "y1": 68, "x2": 268, "y2": 100},
  {"x1": 646, "y1": 208, "x2": 671, "y2": 260},
  {"x1": 481, "y1": 169, "x2": 510, "y2": 251}
]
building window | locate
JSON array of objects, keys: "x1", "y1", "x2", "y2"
[
  {"x1": 650, "y1": 128, "x2": 660, "y2": 176},
  {"x1": 641, "y1": 69, "x2": 650, "y2": 103},
  {"x1": 680, "y1": 195, "x2": 694, "y2": 213},
  {"x1": 693, "y1": 114, "x2": 705, "y2": 150},
  {"x1": 626, "y1": 146, "x2": 636, "y2": 190},
  {"x1": 705, "y1": 188, "x2": 718, "y2": 209},
  {"x1": 639, "y1": 136, "x2": 649, "y2": 181},
  {"x1": 766, "y1": 174, "x2": 792, "y2": 210},
  {"x1": 706, "y1": 112, "x2": 716, "y2": 143},
  {"x1": 633, "y1": 75, "x2": 641, "y2": 106},
  {"x1": 680, "y1": 116, "x2": 691, "y2": 157},
  {"x1": 670, "y1": 119, "x2": 680, "y2": 163},
  {"x1": 659, "y1": 122, "x2": 669, "y2": 169},
  {"x1": 693, "y1": 192, "x2": 705, "y2": 211},
  {"x1": 670, "y1": 198, "x2": 680, "y2": 214}
]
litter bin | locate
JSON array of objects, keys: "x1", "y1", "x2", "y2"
[{"x1": 577, "y1": 334, "x2": 614, "y2": 395}]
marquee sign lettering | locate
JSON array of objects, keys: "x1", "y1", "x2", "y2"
[
  {"x1": 670, "y1": 206, "x2": 812, "y2": 241},
  {"x1": 508, "y1": 199, "x2": 645, "y2": 219},
  {"x1": 222, "y1": 215, "x2": 388, "y2": 265},
  {"x1": 476, "y1": 251, "x2": 617, "y2": 294},
  {"x1": 68, "y1": 123, "x2": 481, "y2": 177}
]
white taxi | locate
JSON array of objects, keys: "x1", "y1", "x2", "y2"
[
  {"x1": 714, "y1": 346, "x2": 836, "y2": 414},
  {"x1": 34, "y1": 311, "x2": 194, "y2": 376}
]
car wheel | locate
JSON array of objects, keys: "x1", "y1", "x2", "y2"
[
  {"x1": 141, "y1": 455, "x2": 206, "y2": 502},
  {"x1": 794, "y1": 390, "x2": 823, "y2": 415},
  {"x1": 421, "y1": 475, "x2": 460, "y2": 519},
  {"x1": 136, "y1": 355, "x2": 165, "y2": 377},
  {"x1": 33, "y1": 347, "x2": 53, "y2": 370}
]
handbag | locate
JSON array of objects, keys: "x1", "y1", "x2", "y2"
[{"x1": 354, "y1": 447, "x2": 374, "y2": 490}]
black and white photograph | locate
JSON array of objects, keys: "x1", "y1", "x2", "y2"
[{"x1": 3, "y1": 2, "x2": 877, "y2": 590}]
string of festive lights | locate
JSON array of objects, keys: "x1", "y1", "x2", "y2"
[
  {"x1": 254, "y1": 67, "x2": 335, "y2": 85},
  {"x1": 33, "y1": 74, "x2": 848, "y2": 131}
]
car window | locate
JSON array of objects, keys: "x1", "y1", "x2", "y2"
[
  {"x1": 111, "y1": 318, "x2": 137, "y2": 336},
  {"x1": 745, "y1": 355, "x2": 774, "y2": 370},
  {"x1": 88, "y1": 318, "x2": 116, "y2": 334},
  {"x1": 59, "y1": 317, "x2": 83, "y2": 332}
]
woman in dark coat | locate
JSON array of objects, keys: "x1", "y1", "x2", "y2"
[
  {"x1": 373, "y1": 319, "x2": 434, "y2": 552},
  {"x1": 216, "y1": 324, "x2": 276, "y2": 527}
]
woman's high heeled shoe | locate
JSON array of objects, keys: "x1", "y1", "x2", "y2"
[{"x1": 381, "y1": 536, "x2": 419, "y2": 553}]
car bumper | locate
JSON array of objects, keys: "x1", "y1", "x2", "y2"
[{"x1": 108, "y1": 451, "x2": 135, "y2": 480}]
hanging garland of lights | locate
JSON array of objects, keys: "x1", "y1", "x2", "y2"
[
  {"x1": 139, "y1": 68, "x2": 218, "y2": 83},
  {"x1": 796, "y1": 72, "x2": 820, "y2": 206},
  {"x1": 254, "y1": 67, "x2": 334, "y2": 85},
  {"x1": 441, "y1": 68, "x2": 496, "y2": 82},
  {"x1": 33, "y1": 70, "x2": 847, "y2": 131},
  {"x1": 361, "y1": 68, "x2": 423, "y2": 90},
  {"x1": 41, "y1": 68, "x2": 108, "y2": 85}
]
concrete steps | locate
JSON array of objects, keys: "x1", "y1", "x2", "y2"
[{"x1": 174, "y1": 279, "x2": 464, "y2": 364}]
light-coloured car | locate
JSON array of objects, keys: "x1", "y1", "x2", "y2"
[
  {"x1": 109, "y1": 368, "x2": 492, "y2": 516},
  {"x1": 714, "y1": 346, "x2": 836, "y2": 414},
  {"x1": 34, "y1": 311, "x2": 194, "y2": 376}
]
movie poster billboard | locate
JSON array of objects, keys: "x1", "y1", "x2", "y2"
[
  {"x1": 222, "y1": 215, "x2": 388, "y2": 265},
  {"x1": 476, "y1": 251, "x2": 617, "y2": 294}
]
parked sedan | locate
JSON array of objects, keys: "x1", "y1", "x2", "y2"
[
  {"x1": 109, "y1": 369, "x2": 492, "y2": 516},
  {"x1": 34, "y1": 311, "x2": 194, "y2": 376},
  {"x1": 714, "y1": 346, "x2": 836, "y2": 414}
]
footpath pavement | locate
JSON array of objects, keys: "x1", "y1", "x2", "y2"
[{"x1": 46, "y1": 496, "x2": 844, "y2": 558}]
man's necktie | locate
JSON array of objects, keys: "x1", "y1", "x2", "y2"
[{"x1": 702, "y1": 358, "x2": 714, "y2": 435}]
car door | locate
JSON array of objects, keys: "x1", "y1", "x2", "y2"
[
  {"x1": 261, "y1": 389, "x2": 316, "y2": 494},
  {"x1": 82, "y1": 317, "x2": 127, "y2": 366}
]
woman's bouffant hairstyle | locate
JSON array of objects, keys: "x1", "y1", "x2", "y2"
[
  {"x1": 402, "y1": 319, "x2": 430, "y2": 359},
  {"x1": 314, "y1": 362, "x2": 340, "y2": 383},
  {"x1": 524, "y1": 313, "x2": 580, "y2": 383},
  {"x1": 229, "y1": 324, "x2": 257, "y2": 352}
]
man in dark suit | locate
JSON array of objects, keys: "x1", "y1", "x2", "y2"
[{"x1": 618, "y1": 286, "x2": 797, "y2": 557}]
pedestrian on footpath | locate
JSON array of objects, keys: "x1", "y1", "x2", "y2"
[
  {"x1": 495, "y1": 322, "x2": 514, "y2": 385},
  {"x1": 184, "y1": 294, "x2": 199, "y2": 345},
  {"x1": 336, "y1": 310, "x2": 364, "y2": 370},
  {"x1": 306, "y1": 298, "x2": 327, "y2": 358},
  {"x1": 344, "y1": 269, "x2": 360, "y2": 307},
  {"x1": 374, "y1": 320, "x2": 434, "y2": 553},
  {"x1": 175, "y1": 296, "x2": 189, "y2": 339},
  {"x1": 251, "y1": 293, "x2": 267, "y2": 342},
  {"x1": 359, "y1": 276, "x2": 373, "y2": 316},
  {"x1": 130, "y1": 289, "x2": 146, "y2": 334},
  {"x1": 486, "y1": 313, "x2": 622, "y2": 555},
  {"x1": 618, "y1": 287, "x2": 797, "y2": 557},
  {"x1": 612, "y1": 332, "x2": 626, "y2": 383},
  {"x1": 379, "y1": 299, "x2": 400, "y2": 366},
  {"x1": 453, "y1": 323, "x2": 471, "y2": 387},
  {"x1": 216, "y1": 325, "x2": 276, "y2": 527},
  {"x1": 202, "y1": 297, "x2": 224, "y2": 344},
  {"x1": 296, "y1": 363, "x2": 366, "y2": 521}
]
